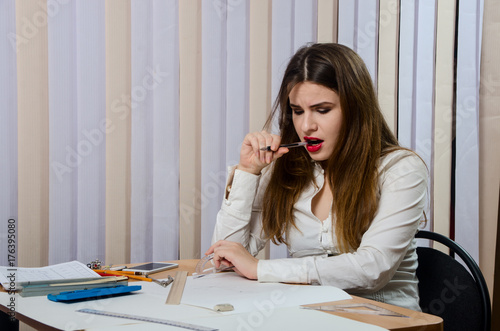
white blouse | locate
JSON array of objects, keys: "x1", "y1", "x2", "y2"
[{"x1": 212, "y1": 149, "x2": 428, "y2": 311}]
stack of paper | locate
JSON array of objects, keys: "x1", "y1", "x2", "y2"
[
  {"x1": 0, "y1": 260, "x2": 127, "y2": 297},
  {"x1": 18, "y1": 276, "x2": 129, "y2": 297}
]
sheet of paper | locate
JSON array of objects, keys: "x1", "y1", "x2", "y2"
[
  {"x1": 83, "y1": 307, "x2": 388, "y2": 331},
  {"x1": 181, "y1": 272, "x2": 352, "y2": 314},
  {"x1": 179, "y1": 306, "x2": 389, "y2": 331},
  {"x1": 0, "y1": 260, "x2": 99, "y2": 289}
]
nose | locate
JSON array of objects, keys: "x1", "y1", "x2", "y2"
[{"x1": 301, "y1": 112, "x2": 318, "y2": 133}]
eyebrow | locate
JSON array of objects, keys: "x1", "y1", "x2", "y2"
[{"x1": 289, "y1": 102, "x2": 335, "y2": 108}]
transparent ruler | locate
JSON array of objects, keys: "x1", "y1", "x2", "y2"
[
  {"x1": 77, "y1": 308, "x2": 218, "y2": 331},
  {"x1": 193, "y1": 254, "x2": 234, "y2": 278}
]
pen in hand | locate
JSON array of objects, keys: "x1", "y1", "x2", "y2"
[{"x1": 260, "y1": 140, "x2": 323, "y2": 152}]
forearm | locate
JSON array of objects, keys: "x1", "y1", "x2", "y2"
[
  {"x1": 258, "y1": 152, "x2": 427, "y2": 290},
  {"x1": 212, "y1": 167, "x2": 267, "y2": 255},
  {"x1": 257, "y1": 240, "x2": 416, "y2": 291}
]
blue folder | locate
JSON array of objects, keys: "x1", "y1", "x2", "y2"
[{"x1": 47, "y1": 285, "x2": 142, "y2": 302}]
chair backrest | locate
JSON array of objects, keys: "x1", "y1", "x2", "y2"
[{"x1": 415, "y1": 230, "x2": 491, "y2": 331}]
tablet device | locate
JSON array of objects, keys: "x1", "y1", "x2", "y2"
[{"x1": 123, "y1": 262, "x2": 178, "y2": 275}]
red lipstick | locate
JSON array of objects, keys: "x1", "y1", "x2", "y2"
[{"x1": 304, "y1": 136, "x2": 323, "y2": 152}]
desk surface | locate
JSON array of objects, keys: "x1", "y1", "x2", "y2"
[
  {"x1": 0, "y1": 259, "x2": 442, "y2": 331},
  {"x1": 155, "y1": 260, "x2": 443, "y2": 331}
]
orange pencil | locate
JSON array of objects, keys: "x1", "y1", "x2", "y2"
[
  {"x1": 94, "y1": 270, "x2": 152, "y2": 282},
  {"x1": 95, "y1": 269, "x2": 137, "y2": 275}
]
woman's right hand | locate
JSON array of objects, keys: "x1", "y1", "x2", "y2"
[{"x1": 237, "y1": 131, "x2": 289, "y2": 175}]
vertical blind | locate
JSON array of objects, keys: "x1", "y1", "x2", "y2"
[{"x1": 0, "y1": 0, "x2": 486, "y2": 269}]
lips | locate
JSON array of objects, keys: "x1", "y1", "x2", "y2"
[{"x1": 304, "y1": 137, "x2": 323, "y2": 152}]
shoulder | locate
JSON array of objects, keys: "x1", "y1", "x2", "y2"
[{"x1": 378, "y1": 149, "x2": 428, "y2": 184}]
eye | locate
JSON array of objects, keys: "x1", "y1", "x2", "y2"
[
  {"x1": 317, "y1": 108, "x2": 331, "y2": 114},
  {"x1": 291, "y1": 108, "x2": 303, "y2": 115}
]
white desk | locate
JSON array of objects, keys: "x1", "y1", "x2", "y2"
[
  {"x1": 1, "y1": 280, "x2": 387, "y2": 330},
  {"x1": 0, "y1": 260, "x2": 442, "y2": 331}
]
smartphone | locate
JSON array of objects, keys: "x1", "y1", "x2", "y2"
[{"x1": 123, "y1": 262, "x2": 178, "y2": 275}]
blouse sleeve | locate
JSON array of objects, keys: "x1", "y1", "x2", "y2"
[
  {"x1": 257, "y1": 152, "x2": 428, "y2": 292},
  {"x1": 211, "y1": 166, "x2": 269, "y2": 256}
]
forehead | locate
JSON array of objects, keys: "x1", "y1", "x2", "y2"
[{"x1": 289, "y1": 82, "x2": 339, "y2": 103}]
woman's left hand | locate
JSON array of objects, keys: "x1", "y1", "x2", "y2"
[{"x1": 205, "y1": 241, "x2": 258, "y2": 280}]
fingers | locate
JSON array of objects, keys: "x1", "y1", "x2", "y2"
[
  {"x1": 240, "y1": 131, "x2": 288, "y2": 174},
  {"x1": 273, "y1": 147, "x2": 289, "y2": 160},
  {"x1": 205, "y1": 240, "x2": 226, "y2": 256},
  {"x1": 205, "y1": 244, "x2": 215, "y2": 256},
  {"x1": 258, "y1": 131, "x2": 278, "y2": 163},
  {"x1": 245, "y1": 131, "x2": 276, "y2": 163},
  {"x1": 205, "y1": 241, "x2": 258, "y2": 280},
  {"x1": 210, "y1": 241, "x2": 234, "y2": 269}
]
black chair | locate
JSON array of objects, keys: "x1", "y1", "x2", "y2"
[
  {"x1": 0, "y1": 310, "x2": 18, "y2": 331},
  {"x1": 415, "y1": 230, "x2": 491, "y2": 331}
]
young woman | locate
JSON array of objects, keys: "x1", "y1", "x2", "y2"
[{"x1": 206, "y1": 43, "x2": 428, "y2": 311}]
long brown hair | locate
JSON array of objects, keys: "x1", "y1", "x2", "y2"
[{"x1": 262, "y1": 43, "x2": 400, "y2": 252}]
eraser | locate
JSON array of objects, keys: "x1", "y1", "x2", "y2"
[{"x1": 213, "y1": 303, "x2": 234, "y2": 312}]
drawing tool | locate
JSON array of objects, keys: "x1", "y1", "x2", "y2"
[
  {"x1": 94, "y1": 269, "x2": 136, "y2": 275},
  {"x1": 302, "y1": 303, "x2": 409, "y2": 317},
  {"x1": 94, "y1": 270, "x2": 152, "y2": 282},
  {"x1": 95, "y1": 269, "x2": 174, "y2": 287},
  {"x1": 193, "y1": 254, "x2": 234, "y2": 279},
  {"x1": 77, "y1": 308, "x2": 217, "y2": 331},
  {"x1": 165, "y1": 271, "x2": 188, "y2": 305}
]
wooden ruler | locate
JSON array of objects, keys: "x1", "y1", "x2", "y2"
[
  {"x1": 303, "y1": 303, "x2": 408, "y2": 317},
  {"x1": 165, "y1": 270, "x2": 188, "y2": 305}
]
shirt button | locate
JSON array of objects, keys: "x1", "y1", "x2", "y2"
[{"x1": 225, "y1": 200, "x2": 232, "y2": 206}]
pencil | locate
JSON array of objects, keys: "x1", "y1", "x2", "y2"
[
  {"x1": 94, "y1": 270, "x2": 152, "y2": 282},
  {"x1": 95, "y1": 269, "x2": 137, "y2": 275}
]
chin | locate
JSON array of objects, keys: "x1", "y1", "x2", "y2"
[{"x1": 308, "y1": 154, "x2": 329, "y2": 162}]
